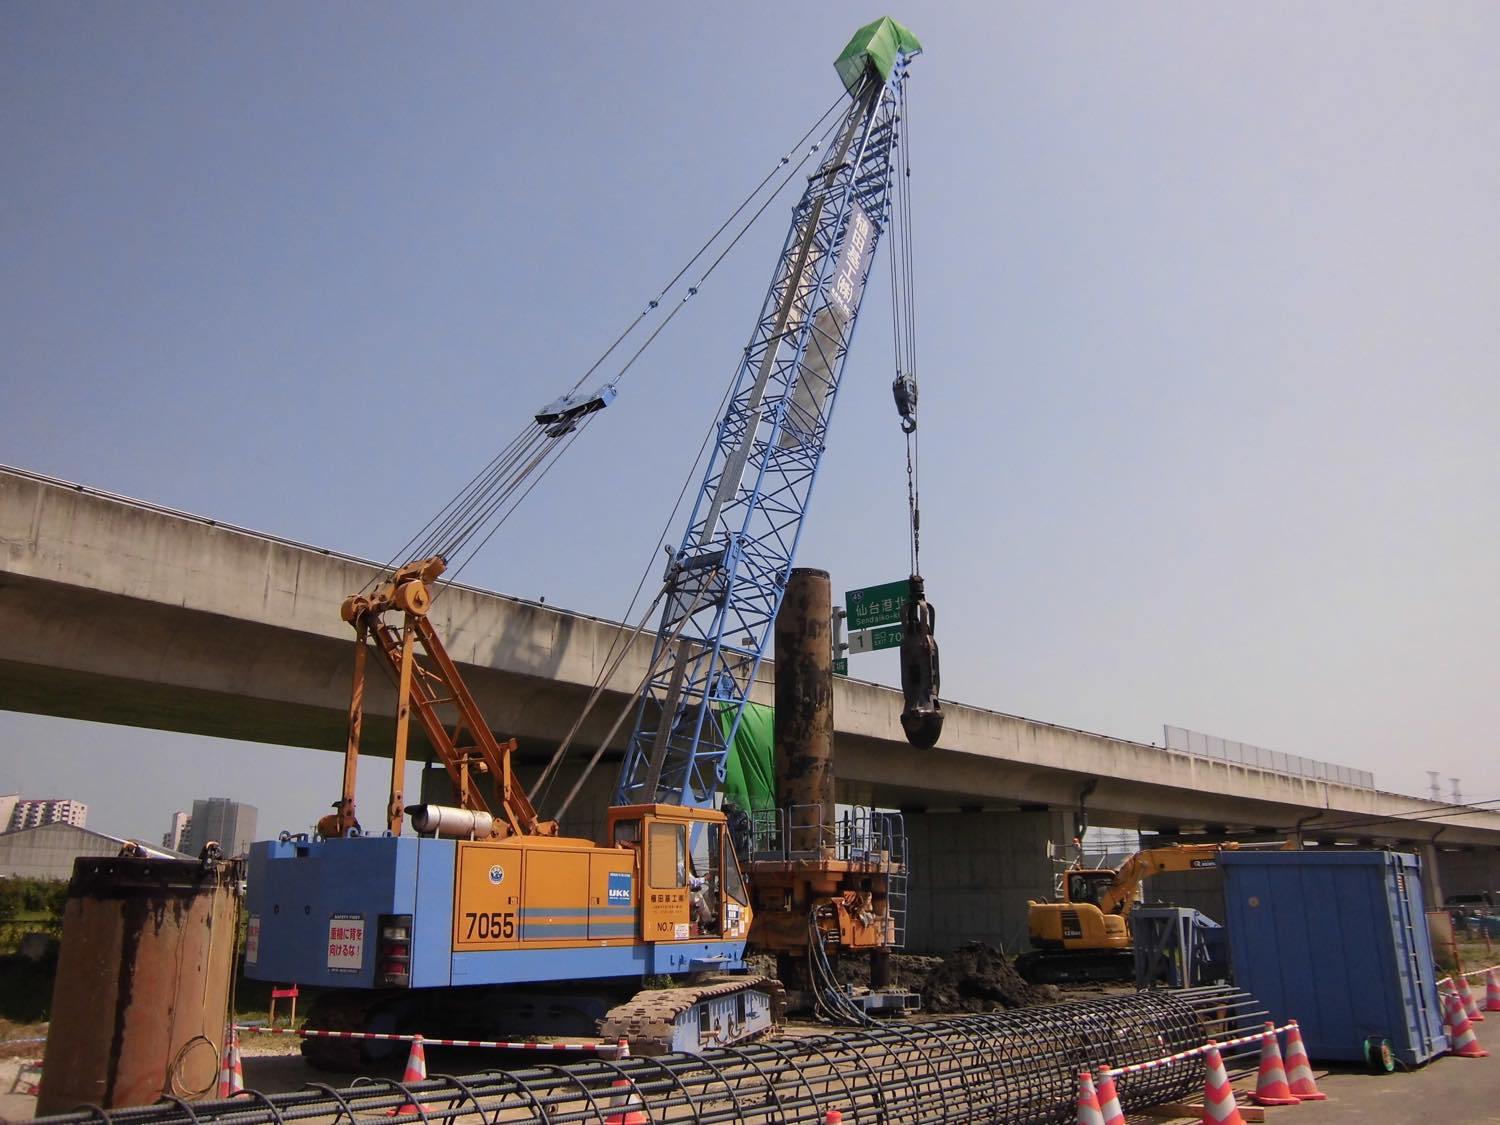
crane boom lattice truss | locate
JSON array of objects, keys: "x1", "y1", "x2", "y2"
[{"x1": 615, "y1": 48, "x2": 913, "y2": 810}]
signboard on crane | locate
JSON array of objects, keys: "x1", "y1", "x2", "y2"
[{"x1": 828, "y1": 201, "x2": 877, "y2": 323}]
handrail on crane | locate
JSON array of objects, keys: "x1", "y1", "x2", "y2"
[{"x1": 328, "y1": 555, "x2": 558, "y2": 840}]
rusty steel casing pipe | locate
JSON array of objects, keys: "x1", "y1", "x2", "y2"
[
  {"x1": 774, "y1": 567, "x2": 836, "y2": 854},
  {"x1": 37, "y1": 855, "x2": 242, "y2": 1114}
]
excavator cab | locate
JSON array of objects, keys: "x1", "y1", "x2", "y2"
[{"x1": 1065, "y1": 870, "x2": 1121, "y2": 912}]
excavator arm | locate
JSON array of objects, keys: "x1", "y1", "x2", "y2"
[{"x1": 1095, "y1": 843, "x2": 1238, "y2": 916}]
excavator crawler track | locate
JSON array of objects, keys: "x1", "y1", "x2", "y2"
[{"x1": 599, "y1": 975, "x2": 786, "y2": 1055}]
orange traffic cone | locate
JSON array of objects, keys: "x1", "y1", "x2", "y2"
[
  {"x1": 1250, "y1": 1024, "x2": 1300, "y2": 1107},
  {"x1": 1095, "y1": 1068, "x2": 1126, "y2": 1125},
  {"x1": 1283, "y1": 1021, "x2": 1326, "y2": 1100},
  {"x1": 825, "y1": 1113, "x2": 843, "y2": 1125},
  {"x1": 1200, "y1": 1043, "x2": 1246, "y2": 1125},
  {"x1": 1486, "y1": 968, "x2": 1500, "y2": 1013},
  {"x1": 603, "y1": 1075, "x2": 647, "y2": 1125},
  {"x1": 1075, "y1": 1071, "x2": 1105, "y2": 1125},
  {"x1": 1445, "y1": 990, "x2": 1489, "y2": 1058},
  {"x1": 216, "y1": 1029, "x2": 244, "y2": 1098},
  {"x1": 387, "y1": 1039, "x2": 428, "y2": 1117},
  {"x1": 1457, "y1": 973, "x2": 1484, "y2": 1021}
]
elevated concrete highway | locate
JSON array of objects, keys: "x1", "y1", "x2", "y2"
[{"x1": 4, "y1": 465, "x2": 1497, "y2": 946}]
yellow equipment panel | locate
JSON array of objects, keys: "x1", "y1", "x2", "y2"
[
  {"x1": 587, "y1": 852, "x2": 637, "y2": 941},
  {"x1": 522, "y1": 849, "x2": 590, "y2": 943},
  {"x1": 454, "y1": 843, "x2": 523, "y2": 950}
]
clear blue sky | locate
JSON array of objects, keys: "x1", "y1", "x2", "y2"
[{"x1": 3, "y1": 3, "x2": 1497, "y2": 841}]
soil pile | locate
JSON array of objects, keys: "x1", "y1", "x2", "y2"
[{"x1": 919, "y1": 942, "x2": 1056, "y2": 1013}]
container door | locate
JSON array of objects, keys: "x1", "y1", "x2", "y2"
[{"x1": 1387, "y1": 853, "x2": 1448, "y2": 1062}]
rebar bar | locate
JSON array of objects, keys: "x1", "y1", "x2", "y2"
[{"x1": 32, "y1": 990, "x2": 1256, "y2": 1125}]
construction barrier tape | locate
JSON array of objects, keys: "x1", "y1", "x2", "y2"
[
  {"x1": 1437, "y1": 964, "x2": 1500, "y2": 984},
  {"x1": 1100, "y1": 1021, "x2": 1296, "y2": 1079},
  {"x1": 231, "y1": 1025, "x2": 623, "y2": 1054}
]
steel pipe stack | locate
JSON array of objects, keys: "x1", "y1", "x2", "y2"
[{"x1": 30, "y1": 990, "x2": 1265, "y2": 1125}]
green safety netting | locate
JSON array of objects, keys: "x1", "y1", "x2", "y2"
[
  {"x1": 721, "y1": 702, "x2": 776, "y2": 814},
  {"x1": 834, "y1": 17, "x2": 922, "y2": 96}
]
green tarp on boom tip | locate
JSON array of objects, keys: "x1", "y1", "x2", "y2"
[
  {"x1": 835, "y1": 17, "x2": 922, "y2": 97},
  {"x1": 721, "y1": 702, "x2": 776, "y2": 814}
]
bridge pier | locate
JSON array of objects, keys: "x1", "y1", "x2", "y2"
[{"x1": 902, "y1": 808, "x2": 1068, "y2": 955}]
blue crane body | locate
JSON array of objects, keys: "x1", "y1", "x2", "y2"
[{"x1": 245, "y1": 18, "x2": 920, "y2": 1058}]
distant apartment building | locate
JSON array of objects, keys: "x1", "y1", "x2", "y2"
[
  {"x1": 183, "y1": 798, "x2": 257, "y2": 857},
  {"x1": 7, "y1": 797, "x2": 88, "y2": 832},
  {"x1": 162, "y1": 811, "x2": 192, "y2": 852}
]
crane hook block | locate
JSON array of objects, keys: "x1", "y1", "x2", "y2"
[
  {"x1": 534, "y1": 382, "x2": 618, "y2": 437},
  {"x1": 892, "y1": 373, "x2": 918, "y2": 434},
  {"x1": 898, "y1": 574, "x2": 943, "y2": 748}
]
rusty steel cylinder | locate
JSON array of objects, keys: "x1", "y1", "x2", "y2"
[
  {"x1": 774, "y1": 567, "x2": 836, "y2": 853},
  {"x1": 37, "y1": 856, "x2": 242, "y2": 1114}
]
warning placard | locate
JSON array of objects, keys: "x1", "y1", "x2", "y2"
[
  {"x1": 245, "y1": 915, "x2": 260, "y2": 965},
  {"x1": 327, "y1": 914, "x2": 365, "y2": 972}
]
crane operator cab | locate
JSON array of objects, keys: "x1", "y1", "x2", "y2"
[
  {"x1": 1066, "y1": 871, "x2": 1121, "y2": 912},
  {"x1": 608, "y1": 805, "x2": 751, "y2": 943}
]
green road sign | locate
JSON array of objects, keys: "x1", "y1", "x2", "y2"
[
  {"x1": 847, "y1": 625, "x2": 903, "y2": 654},
  {"x1": 845, "y1": 579, "x2": 909, "y2": 631},
  {"x1": 832, "y1": 657, "x2": 849, "y2": 676}
]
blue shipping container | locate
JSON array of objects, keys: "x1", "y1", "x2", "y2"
[{"x1": 1219, "y1": 850, "x2": 1448, "y2": 1067}]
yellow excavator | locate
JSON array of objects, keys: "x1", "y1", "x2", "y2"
[{"x1": 1017, "y1": 842, "x2": 1242, "y2": 983}]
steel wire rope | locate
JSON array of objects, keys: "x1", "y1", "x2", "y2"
[
  {"x1": 419, "y1": 427, "x2": 551, "y2": 562},
  {"x1": 433, "y1": 110, "x2": 846, "y2": 605},
  {"x1": 528, "y1": 93, "x2": 850, "y2": 810},
  {"x1": 550, "y1": 572, "x2": 716, "y2": 822},
  {"x1": 529, "y1": 581, "x2": 671, "y2": 800},
  {"x1": 560, "y1": 92, "x2": 847, "y2": 401},
  {"x1": 363, "y1": 100, "x2": 844, "y2": 596},
  {"x1": 530, "y1": 363, "x2": 739, "y2": 815},
  {"x1": 435, "y1": 416, "x2": 596, "y2": 594},
  {"x1": 430, "y1": 108, "x2": 851, "y2": 815},
  {"x1": 364, "y1": 425, "x2": 542, "y2": 593}
]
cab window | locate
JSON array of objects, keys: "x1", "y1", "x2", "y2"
[
  {"x1": 721, "y1": 828, "x2": 748, "y2": 905},
  {"x1": 649, "y1": 822, "x2": 686, "y2": 888}
]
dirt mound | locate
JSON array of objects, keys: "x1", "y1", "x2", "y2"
[{"x1": 919, "y1": 942, "x2": 1057, "y2": 1013}]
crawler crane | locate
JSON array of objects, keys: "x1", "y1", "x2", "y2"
[{"x1": 245, "y1": 18, "x2": 925, "y2": 1062}]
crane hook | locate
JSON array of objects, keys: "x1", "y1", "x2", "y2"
[{"x1": 892, "y1": 372, "x2": 918, "y2": 434}]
